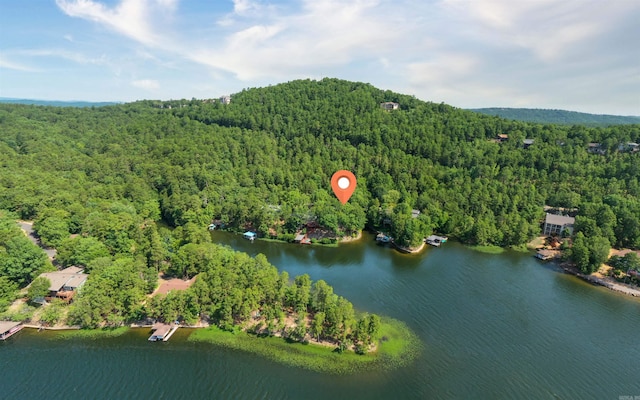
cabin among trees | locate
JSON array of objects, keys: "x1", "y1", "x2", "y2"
[{"x1": 38, "y1": 267, "x2": 88, "y2": 303}]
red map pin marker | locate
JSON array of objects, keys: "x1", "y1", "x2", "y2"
[{"x1": 331, "y1": 170, "x2": 357, "y2": 204}]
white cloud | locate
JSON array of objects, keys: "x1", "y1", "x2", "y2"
[
  {"x1": 132, "y1": 79, "x2": 160, "y2": 90},
  {"x1": 192, "y1": 0, "x2": 407, "y2": 80},
  {"x1": 440, "y1": 0, "x2": 638, "y2": 62},
  {"x1": 0, "y1": 55, "x2": 39, "y2": 72},
  {"x1": 50, "y1": 0, "x2": 640, "y2": 114},
  {"x1": 55, "y1": 0, "x2": 169, "y2": 46},
  {"x1": 16, "y1": 49, "x2": 109, "y2": 66}
]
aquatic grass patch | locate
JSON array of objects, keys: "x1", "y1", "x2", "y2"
[
  {"x1": 509, "y1": 244, "x2": 531, "y2": 253},
  {"x1": 53, "y1": 326, "x2": 130, "y2": 340},
  {"x1": 376, "y1": 318, "x2": 422, "y2": 369},
  {"x1": 470, "y1": 245, "x2": 505, "y2": 254},
  {"x1": 189, "y1": 318, "x2": 420, "y2": 374}
]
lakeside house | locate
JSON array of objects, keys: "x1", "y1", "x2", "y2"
[
  {"x1": 543, "y1": 213, "x2": 575, "y2": 236},
  {"x1": 37, "y1": 266, "x2": 88, "y2": 303},
  {"x1": 0, "y1": 321, "x2": 23, "y2": 340}
]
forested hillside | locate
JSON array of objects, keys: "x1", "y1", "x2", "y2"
[
  {"x1": 1, "y1": 78, "x2": 639, "y2": 251},
  {"x1": 1, "y1": 77, "x2": 639, "y2": 329},
  {"x1": 471, "y1": 108, "x2": 640, "y2": 126}
]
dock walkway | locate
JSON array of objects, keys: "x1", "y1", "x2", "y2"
[{"x1": 148, "y1": 323, "x2": 179, "y2": 342}]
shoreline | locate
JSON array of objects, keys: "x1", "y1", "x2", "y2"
[
  {"x1": 392, "y1": 241, "x2": 426, "y2": 254},
  {"x1": 558, "y1": 263, "x2": 640, "y2": 297}
]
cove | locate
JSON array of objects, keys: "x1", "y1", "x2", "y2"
[{"x1": 2, "y1": 232, "x2": 639, "y2": 399}]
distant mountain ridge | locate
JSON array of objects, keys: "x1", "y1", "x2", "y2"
[
  {"x1": 0, "y1": 97, "x2": 119, "y2": 108},
  {"x1": 470, "y1": 107, "x2": 640, "y2": 126}
]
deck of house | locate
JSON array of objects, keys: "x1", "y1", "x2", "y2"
[{"x1": 148, "y1": 323, "x2": 179, "y2": 342}]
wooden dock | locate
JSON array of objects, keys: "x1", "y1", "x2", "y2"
[
  {"x1": 0, "y1": 321, "x2": 23, "y2": 341},
  {"x1": 148, "y1": 323, "x2": 179, "y2": 342},
  {"x1": 426, "y1": 235, "x2": 448, "y2": 247},
  {"x1": 535, "y1": 249, "x2": 558, "y2": 261}
]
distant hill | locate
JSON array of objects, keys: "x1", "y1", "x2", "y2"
[
  {"x1": 470, "y1": 108, "x2": 640, "y2": 126},
  {"x1": 0, "y1": 97, "x2": 119, "y2": 108}
]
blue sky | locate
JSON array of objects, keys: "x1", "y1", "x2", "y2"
[{"x1": 1, "y1": 0, "x2": 639, "y2": 115}]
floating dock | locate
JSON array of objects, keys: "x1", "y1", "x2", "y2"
[
  {"x1": 376, "y1": 233, "x2": 392, "y2": 243},
  {"x1": 426, "y1": 235, "x2": 448, "y2": 247},
  {"x1": 535, "y1": 249, "x2": 558, "y2": 261},
  {"x1": 148, "y1": 323, "x2": 179, "y2": 342},
  {"x1": 0, "y1": 321, "x2": 23, "y2": 341}
]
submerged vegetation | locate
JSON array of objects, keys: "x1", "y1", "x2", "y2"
[{"x1": 189, "y1": 318, "x2": 421, "y2": 374}]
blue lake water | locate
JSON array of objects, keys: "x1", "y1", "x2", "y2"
[{"x1": 2, "y1": 232, "x2": 639, "y2": 399}]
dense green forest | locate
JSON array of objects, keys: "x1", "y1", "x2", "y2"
[
  {"x1": 1, "y1": 78, "x2": 640, "y2": 324},
  {"x1": 471, "y1": 108, "x2": 640, "y2": 127}
]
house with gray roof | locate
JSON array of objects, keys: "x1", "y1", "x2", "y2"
[
  {"x1": 38, "y1": 266, "x2": 88, "y2": 303},
  {"x1": 543, "y1": 213, "x2": 575, "y2": 236}
]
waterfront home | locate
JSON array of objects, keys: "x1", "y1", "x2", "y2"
[
  {"x1": 0, "y1": 321, "x2": 23, "y2": 340},
  {"x1": 543, "y1": 213, "x2": 575, "y2": 236},
  {"x1": 38, "y1": 266, "x2": 88, "y2": 303}
]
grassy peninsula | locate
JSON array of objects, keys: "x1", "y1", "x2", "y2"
[{"x1": 189, "y1": 318, "x2": 421, "y2": 374}]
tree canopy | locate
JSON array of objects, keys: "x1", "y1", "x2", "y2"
[{"x1": 1, "y1": 78, "x2": 638, "y2": 250}]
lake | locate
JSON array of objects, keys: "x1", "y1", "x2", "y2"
[{"x1": 2, "y1": 232, "x2": 639, "y2": 399}]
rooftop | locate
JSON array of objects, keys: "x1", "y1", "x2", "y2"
[
  {"x1": 545, "y1": 213, "x2": 575, "y2": 226},
  {"x1": 39, "y1": 267, "x2": 88, "y2": 292},
  {"x1": 0, "y1": 321, "x2": 22, "y2": 333}
]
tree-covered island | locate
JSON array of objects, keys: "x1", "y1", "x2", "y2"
[{"x1": 1, "y1": 78, "x2": 639, "y2": 369}]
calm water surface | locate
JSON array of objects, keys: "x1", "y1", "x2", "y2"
[{"x1": 2, "y1": 232, "x2": 639, "y2": 399}]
